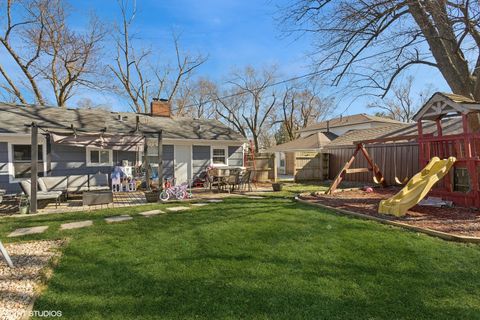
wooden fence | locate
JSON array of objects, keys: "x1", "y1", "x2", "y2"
[
  {"x1": 293, "y1": 152, "x2": 329, "y2": 182},
  {"x1": 245, "y1": 153, "x2": 275, "y2": 182},
  {"x1": 325, "y1": 143, "x2": 419, "y2": 185}
]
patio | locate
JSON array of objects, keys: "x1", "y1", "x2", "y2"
[{"x1": 0, "y1": 192, "x2": 147, "y2": 216}]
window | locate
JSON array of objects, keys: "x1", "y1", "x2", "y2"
[
  {"x1": 87, "y1": 148, "x2": 112, "y2": 166},
  {"x1": 212, "y1": 148, "x2": 227, "y2": 165},
  {"x1": 454, "y1": 168, "x2": 470, "y2": 193},
  {"x1": 12, "y1": 144, "x2": 44, "y2": 179}
]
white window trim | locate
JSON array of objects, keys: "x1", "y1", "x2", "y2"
[
  {"x1": 211, "y1": 146, "x2": 228, "y2": 166},
  {"x1": 7, "y1": 139, "x2": 47, "y2": 183},
  {"x1": 86, "y1": 147, "x2": 113, "y2": 167}
]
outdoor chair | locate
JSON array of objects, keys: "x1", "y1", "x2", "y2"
[
  {"x1": 239, "y1": 170, "x2": 253, "y2": 192},
  {"x1": 19, "y1": 179, "x2": 62, "y2": 208},
  {"x1": 226, "y1": 170, "x2": 241, "y2": 192}
]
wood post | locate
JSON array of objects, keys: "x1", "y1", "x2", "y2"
[
  {"x1": 157, "y1": 130, "x2": 163, "y2": 193},
  {"x1": 30, "y1": 122, "x2": 38, "y2": 214},
  {"x1": 144, "y1": 137, "x2": 150, "y2": 191},
  {"x1": 272, "y1": 153, "x2": 277, "y2": 182},
  {"x1": 46, "y1": 133, "x2": 52, "y2": 176}
]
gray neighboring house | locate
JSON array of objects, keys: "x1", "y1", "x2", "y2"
[{"x1": 0, "y1": 100, "x2": 245, "y2": 193}]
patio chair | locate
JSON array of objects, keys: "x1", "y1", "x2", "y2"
[
  {"x1": 226, "y1": 170, "x2": 241, "y2": 192},
  {"x1": 239, "y1": 170, "x2": 253, "y2": 192},
  {"x1": 19, "y1": 179, "x2": 62, "y2": 208}
]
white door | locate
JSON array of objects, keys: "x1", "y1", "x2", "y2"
[{"x1": 174, "y1": 145, "x2": 191, "y2": 185}]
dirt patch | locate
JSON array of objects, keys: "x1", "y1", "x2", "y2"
[{"x1": 300, "y1": 187, "x2": 480, "y2": 238}]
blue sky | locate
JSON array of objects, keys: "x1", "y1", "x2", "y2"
[{"x1": 4, "y1": 0, "x2": 451, "y2": 115}]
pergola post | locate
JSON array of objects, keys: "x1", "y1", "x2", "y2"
[
  {"x1": 30, "y1": 122, "x2": 38, "y2": 214},
  {"x1": 144, "y1": 136, "x2": 151, "y2": 191},
  {"x1": 157, "y1": 130, "x2": 163, "y2": 193}
]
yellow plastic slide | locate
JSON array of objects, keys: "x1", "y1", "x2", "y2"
[{"x1": 378, "y1": 156, "x2": 456, "y2": 216}]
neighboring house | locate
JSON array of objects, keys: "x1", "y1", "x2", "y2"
[
  {"x1": 271, "y1": 113, "x2": 404, "y2": 177},
  {"x1": 0, "y1": 100, "x2": 245, "y2": 193},
  {"x1": 298, "y1": 113, "x2": 404, "y2": 137}
]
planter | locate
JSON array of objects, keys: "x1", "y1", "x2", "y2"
[
  {"x1": 272, "y1": 183, "x2": 283, "y2": 192},
  {"x1": 19, "y1": 205, "x2": 29, "y2": 214},
  {"x1": 144, "y1": 191, "x2": 160, "y2": 203}
]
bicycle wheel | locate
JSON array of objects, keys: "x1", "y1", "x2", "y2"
[
  {"x1": 159, "y1": 191, "x2": 170, "y2": 202},
  {"x1": 175, "y1": 191, "x2": 186, "y2": 200}
]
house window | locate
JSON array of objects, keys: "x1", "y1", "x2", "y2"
[
  {"x1": 12, "y1": 144, "x2": 44, "y2": 179},
  {"x1": 212, "y1": 148, "x2": 227, "y2": 165},
  {"x1": 87, "y1": 148, "x2": 113, "y2": 166}
]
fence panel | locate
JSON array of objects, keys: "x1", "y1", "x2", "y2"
[{"x1": 326, "y1": 143, "x2": 419, "y2": 185}]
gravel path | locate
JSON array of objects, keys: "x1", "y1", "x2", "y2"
[{"x1": 0, "y1": 240, "x2": 64, "y2": 320}]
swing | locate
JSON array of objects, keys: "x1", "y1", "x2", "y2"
[
  {"x1": 373, "y1": 148, "x2": 386, "y2": 184},
  {"x1": 393, "y1": 142, "x2": 409, "y2": 185}
]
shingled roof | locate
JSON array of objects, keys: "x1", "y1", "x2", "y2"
[
  {"x1": 0, "y1": 103, "x2": 245, "y2": 142},
  {"x1": 324, "y1": 117, "x2": 464, "y2": 148},
  {"x1": 298, "y1": 113, "x2": 404, "y2": 133}
]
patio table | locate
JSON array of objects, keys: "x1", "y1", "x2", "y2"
[{"x1": 83, "y1": 190, "x2": 113, "y2": 206}]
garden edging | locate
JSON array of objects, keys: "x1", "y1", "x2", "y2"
[{"x1": 295, "y1": 196, "x2": 480, "y2": 244}]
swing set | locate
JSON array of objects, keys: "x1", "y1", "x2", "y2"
[{"x1": 326, "y1": 134, "x2": 417, "y2": 195}]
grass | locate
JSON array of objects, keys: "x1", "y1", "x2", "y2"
[{"x1": 1, "y1": 197, "x2": 480, "y2": 319}]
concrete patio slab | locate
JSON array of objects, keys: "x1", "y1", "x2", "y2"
[
  {"x1": 60, "y1": 220, "x2": 93, "y2": 230},
  {"x1": 8, "y1": 226, "x2": 49, "y2": 237},
  {"x1": 166, "y1": 206, "x2": 190, "y2": 212},
  {"x1": 191, "y1": 203, "x2": 209, "y2": 207},
  {"x1": 105, "y1": 215, "x2": 133, "y2": 223},
  {"x1": 138, "y1": 209, "x2": 164, "y2": 217}
]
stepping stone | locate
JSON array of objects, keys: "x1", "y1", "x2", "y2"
[
  {"x1": 60, "y1": 220, "x2": 93, "y2": 230},
  {"x1": 191, "y1": 203, "x2": 209, "y2": 207},
  {"x1": 166, "y1": 206, "x2": 190, "y2": 212},
  {"x1": 207, "y1": 199, "x2": 223, "y2": 203},
  {"x1": 138, "y1": 209, "x2": 164, "y2": 217},
  {"x1": 8, "y1": 226, "x2": 49, "y2": 237},
  {"x1": 105, "y1": 215, "x2": 133, "y2": 223},
  {"x1": 246, "y1": 196, "x2": 264, "y2": 199}
]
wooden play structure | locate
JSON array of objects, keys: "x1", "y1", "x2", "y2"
[
  {"x1": 414, "y1": 93, "x2": 480, "y2": 208},
  {"x1": 327, "y1": 92, "x2": 480, "y2": 209}
]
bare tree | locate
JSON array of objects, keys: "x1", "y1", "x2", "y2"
[
  {"x1": 0, "y1": 0, "x2": 104, "y2": 106},
  {"x1": 0, "y1": 0, "x2": 47, "y2": 104},
  {"x1": 174, "y1": 77, "x2": 218, "y2": 118},
  {"x1": 34, "y1": 3, "x2": 105, "y2": 107},
  {"x1": 110, "y1": 0, "x2": 207, "y2": 113},
  {"x1": 275, "y1": 83, "x2": 333, "y2": 141},
  {"x1": 280, "y1": 0, "x2": 480, "y2": 128},
  {"x1": 216, "y1": 66, "x2": 278, "y2": 152},
  {"x1": 368, "y1": 76, "x2": 435, "y2": 122}
]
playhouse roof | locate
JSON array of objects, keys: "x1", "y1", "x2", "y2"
[{"x1": 413, "y1": 92, "x2": 480, "y2": 121}]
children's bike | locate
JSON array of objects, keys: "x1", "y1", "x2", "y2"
[{"x1": 159, "y1": 181, "x2": 192, "y2": 201}]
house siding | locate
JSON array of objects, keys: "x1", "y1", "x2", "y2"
[
  {"x1": 228, "y1": 146, "x2": 243, "y2": 166},
  {"x1": 192, "y1": 145, "x2": 210, "y2": 177},
  {"x1": 147, "y1": 144, "x2": 174, "y2": 179}
]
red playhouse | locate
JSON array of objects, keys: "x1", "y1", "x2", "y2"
[
  {"x1": 413, "y1": 92, "x2": 480, "y2": 208},
  {"x1": 326, "y1": 92, "x2": 480, "y2": 209}
]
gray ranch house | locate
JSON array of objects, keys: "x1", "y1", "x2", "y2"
[{"x1": 0, "y1": 100, "x2": 246, "y2": 193}]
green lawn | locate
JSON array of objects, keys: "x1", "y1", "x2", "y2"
[{"x1": 1, "y1": 197, "x2": 480, "y2": 319}]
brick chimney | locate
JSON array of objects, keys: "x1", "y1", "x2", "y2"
[{"x1": 150, "y1": 98, "x2": 171, "y2": 117}]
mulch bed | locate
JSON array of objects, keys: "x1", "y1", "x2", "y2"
[{"x1": 299, "y1": 187, "x2": 480, "y2": 238}]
